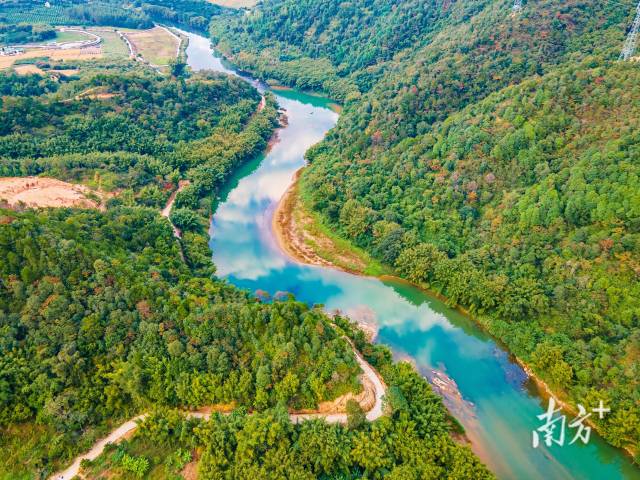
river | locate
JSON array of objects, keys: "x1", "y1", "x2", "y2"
[{"x1": 180, "y1": 29, "x2": 640, "y2": 480}]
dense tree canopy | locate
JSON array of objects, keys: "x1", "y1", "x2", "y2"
[
  {"x1": 0, "y1": 58, "x2": 491, "y2": 479},
  {"x1": 0, "y1": 0, "x2": 222, "y2": 32},
  {"x1": 0, "y1": 69, "x2": 278, "y2": 273},
  {"x1": 0, "y1": 70, "x2": 59, "y2": 96},
  {"x1": 0, "y1": 207, "x2": 364, "y2": 477},
  {"x1": 141, "y1": 0, "x2": 223, "y2": 32},
  {"x1": 211, "y1": 0, "x2": 640, "y2": 454},
  {"x1": 71, "y1": 322, "x2": 493, "y2": 480},
  {"x1": 0, "y1": 23, "x2": 55, "y2": 44}
]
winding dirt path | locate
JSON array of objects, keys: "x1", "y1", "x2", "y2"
[
  {"x1": 161, "y1": 180, "x2": 190, "y2": 238},
  {"x1": 291, "y1": 338, "x2": 385, "y2": 423},
  {"x1": 52, "y1": 415, "x2": 146, "y2": 480},
  {"x1": 50, "y1": 341, "x2": 385, "y2": 480},
  {"x1": 117, "y1": 29, "x2": 136, "y2": 59},
  {"x1": 257, "y1": 95, "x2": 266, "y2": 112}
]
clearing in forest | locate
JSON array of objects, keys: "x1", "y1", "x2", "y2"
[
  {"x1": 208, "y1": 0, "x2": 257, "y2": 8},
  {"x1": 122, "y1": 26, "x2": 180, "y2": 66},
  {"x1": 0, "y1": 47, "x2": 101, "y2": 69},
  {"x1": 13, "y1": 64, "x2": 45, "y2": 75},
  {"x1": 0, "y1": 177, "x2": 102, "y2": 209}
]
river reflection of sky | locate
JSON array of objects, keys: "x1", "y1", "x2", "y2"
[
  {"x1": 190, "y1": 25, "x2": 640, "y2": 480},
  {"x1": 212, "y1": 92, "x2": 337, "y2": 280}
]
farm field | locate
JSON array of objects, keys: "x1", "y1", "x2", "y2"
[
  {"x1": 88, "y1": 28, "x2": 130, "y2": 58},
  {"x1": 0, "y1": 47, "x2": 101, "y2": 69},
  {"x1": 208, "y1": 0, "x2": 257, "y2": 7},
  {"x1": 209, "y1": 0, "x2": 258, "y2": 8},
  {"x1": 0, "y1": 26, "x2": 135, "y2": 71},
  {"x1": 123, "y1": 26, "x2": 179, "y2": 66},
  {"x1": 12, "y1": 64, "x2": 45, "y2": 75},
  {"x1": 48, "y1": 68, "x2": 80, "y2": 76},
  {"x1": 0, "y1": 5, "x2": 75, "y2": 25}
]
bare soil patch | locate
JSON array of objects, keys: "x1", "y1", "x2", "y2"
[
  {"x1": 0, "y1": 47, "x2": 101, "y2": 70},
  {"x1": 0, "y1": 177, "x2": 101, "y2": 209},
  {"x1": 50, "y1": 68, "x2": 80, "y2": 76},
  {"x1": 295, "y1": 375, "x2": 376, "y2": 415},
  {"x1": 13, "y1": 64, "x2": 45, "y2": 75},
  {"x1": 180, "y1": 457, "x2": 199, "y2": 480},
  {"x1": 84, "y1": 92, "x2": 117, "y2": 100}
]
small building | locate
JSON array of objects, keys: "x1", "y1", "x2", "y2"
[{"x1": 0, "y1": 47, "x2": 25, "y2": 56}]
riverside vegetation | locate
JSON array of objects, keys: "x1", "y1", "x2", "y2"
[
  {"x1": 211, "y1": 0, "x2": 640, "y2": 457},
  {"x1": 0, "y1": 19, "x2": 492, "y2": 480}
]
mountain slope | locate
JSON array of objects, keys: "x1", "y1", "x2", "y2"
[
  {"x1": 307, "y1": 60, "x2": 640, "y2": 450},
  {"x1": 0, "y1": 67, "x2": 492, "y2": 479},
  {"x1": 210, "y1": 0, "x2": 640, "y2": 454}
]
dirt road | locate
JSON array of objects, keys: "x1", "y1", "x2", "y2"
[{"x1": 50, "y1": 340, "x2": 385, "y2": 479}]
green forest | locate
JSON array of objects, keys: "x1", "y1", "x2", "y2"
[
  {"x1": 0, "y1": 0, "x2": 222, "y2": 32},
  {"x1": 0, "y1": 68, "x2": 278, "y2": 274},
  {"x1": 3, "y1": 0, "x2": 640, "y2": 475},
  {"x1": 0, "y1": 25, "x2": 491, "y2": 480},
  {"x1": 80, "y1": 354, "x2": 490, "y2": 479},
  {"x1": 0, "y1": 23, "x2": 55, "y2": 45},
  {"x1": 0, "y1": 206, "x2": 360, "y2": 476},
  {"x1": 211, "y1": 0, "x2": 640, "y2": 455}
]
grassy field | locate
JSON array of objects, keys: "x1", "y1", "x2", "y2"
[
  {"x1": 90, "y1": 29, "x2": 130, "y2": 59},
  {"x1": 80, "y1": 437, "x2": 192, "y2": 480},
  {"x1": 54, "y1": 30, "x2": 93, "y2": 43},
  {"x1": 0, "y1": 423, "x2": 77, "y2": 479},
  {"x1": 208, "y1": 0, "x2": 258, "y2": 8},
  {"x1": 124, "y1": 27, "x2": 179, "y2": 66},
  {"x1": 22, "y1": 30, "x2": 94, "y2": 46}
]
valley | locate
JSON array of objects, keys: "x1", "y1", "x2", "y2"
[{"x1": 0, "y1": 0, "x2": 639, "y2": 478}]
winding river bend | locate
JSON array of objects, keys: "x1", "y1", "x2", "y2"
[{"x1": 180, "y1": 30, "x2": 640, "y2": 480}]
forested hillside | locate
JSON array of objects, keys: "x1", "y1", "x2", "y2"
[
  {"x1": 0, "y1": 70, "x2": 277, "y2": 272},
  {"x1": 210, "y1": 0, "x2": 462, "y2": 97},
  {"x1": 0, "y1": 207, "x2": 360, "y2": 476},
  {"x1": 0, "y1": 0, "x2": 221, "y2": 32},
  {"x1": 0, "y1": 210, "x2": 491, "y2": 476},
  {"x1": 211, "y1": 0, "x2": 640, "y2": 454},
  {"x1": 210, "y1": 0, "x2": 630, "y2": 100},
  {"x1": 0, "y1": 65, "x2": 492, "y2": 478},
  {"x1": 81, "y1": 355, "x2": 490, "y2": 479}
]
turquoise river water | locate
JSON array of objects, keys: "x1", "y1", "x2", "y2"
[{"x1": 179, "y1": 29, "x2": 640, "y2": 480}]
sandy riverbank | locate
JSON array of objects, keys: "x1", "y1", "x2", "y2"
[
  {"x1": 271, "y1": 169, "x2": 638, "y2": 461},
  {"x1": 272, "y1": 168, "x2": 370, "y2": 275}
]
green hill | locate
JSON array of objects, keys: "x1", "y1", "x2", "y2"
[
  {"x1": 0, "y1": 66, "x2": 492, "y2": 478},
  {"x1": 211, "y1": 0, "x2": 640, "y2": 453}
]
